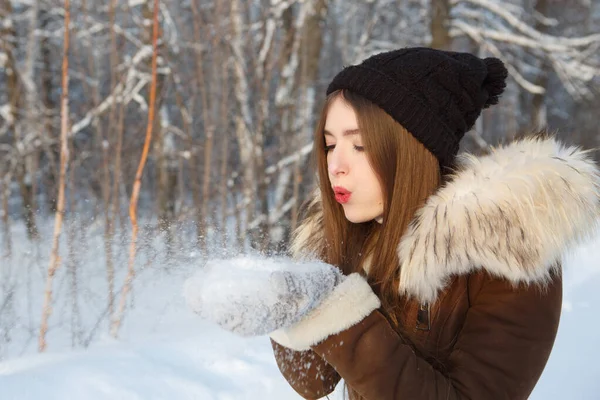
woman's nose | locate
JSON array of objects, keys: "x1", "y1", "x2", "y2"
[{"x1": 327, "y1": 147, "x2": 348, "y2": 176}]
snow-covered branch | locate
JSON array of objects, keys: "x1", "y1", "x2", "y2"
[
  {"x1": 455, "y1": 0, "x2": 600, "y2": 48},
  {"x1": 453, "y1": 20, "x2": 545, "y2": 94},
  {"x1": 265, "y1": 143, "x2": 312, "y2": 176},
  {"x1": 451, "y1": 1, "x2": 600, "y2": 98},
  {"x1": 69, "y1": 46, "x2": 155, "y2": 136}
]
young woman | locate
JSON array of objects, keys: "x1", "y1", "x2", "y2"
[
  {"x1": 186, "y1": 47, "x2": 600, "y2": 399},
  {"x1": 267, "y1": 48, "x2": 600, "y2": 399}
]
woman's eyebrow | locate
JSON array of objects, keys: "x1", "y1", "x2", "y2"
[{"x1": 323, "y1": 129, "x2": 361, "y2": 137}]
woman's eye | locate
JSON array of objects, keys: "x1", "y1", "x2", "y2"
[
  {"x1": 325, "y1": 144, "x2": 335, "y2": 152},
  {"x1": 354, "y1": 145, "x2": 364, "y2": 152}
]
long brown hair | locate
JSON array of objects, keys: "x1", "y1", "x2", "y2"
[
  {"x1": 313, "y1": 89, "x2": 441, "y2": 325},
  {"x1": 311, "y1": 90, "x2": 442, "y2": 399}
]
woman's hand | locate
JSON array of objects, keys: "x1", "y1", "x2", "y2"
[{"x1": 184, "y1": 257, "x2": 344, "y2": 336}]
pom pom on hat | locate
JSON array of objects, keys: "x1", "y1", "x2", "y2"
[{"x1": 483, "y1": 57, "x2": 508, "y2": 108}]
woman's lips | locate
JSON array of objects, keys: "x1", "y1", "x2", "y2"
[{"x1": 333, "y1": 187, "x2": 351, "y2": 204}]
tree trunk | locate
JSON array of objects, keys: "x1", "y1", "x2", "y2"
[
  {"x1": 0, "y1": 1, "x2": 15, "y2": 255},
  {"x1": 15, "y1": 163, "x2": 38, "y2": 240},
  {"x1": 172, "y1": 73, "x2": 199, "y2": 252},
  {"x1": 2, "y1": 0, "x2": 39, "y2": 240},
  {"x1": 274, "y1": 0, "x2": 328, "y2": 245},
  {"x1": 230, "y1": 0, "x2": 256, "y2": 251},
  {"x1": 102, "y1": 0, "x2": 120, "y2": 324},
  {"x1": 39, "y1": 0, "x2": 71, "y2": 352},
  {"x1": 142, "y1": 1, "x2": 173, "y2": 256},
  {"x1": 67, "y1": 131, "x2": 81, "y2": 347},
  {"x1": 190, "y1": 0, "x2": 215, "y2": 254},
  {"x1": 0, "y1": 172, "x2": 11, "y2": 258},
  {"x1": 20, "y1": 0, "x2": 40, "y2": 241},
  {"x1": 40, "y1": 5, "x2": 59, "y2": 214},
  {"x1": 529, "y1": 0, "x2": 550, "y2": 131},
  {"x1": 111, "y1": 0, "x2": 160, "y2": 338},
  {"x1": 218, "y1": 48, "x2": 231, "y2": 250},
  {"x1": 156, "y1": 107, "x2": 177, "y2": 259},
  {"x1": 430, "y1": 0, "x2": 452, "y2": 50},
  {"x1": 219, "y1": 129, "x2": 229, "y2": 250}
]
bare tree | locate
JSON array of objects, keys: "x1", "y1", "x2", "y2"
[
  {"x1": 276, "y1": 0, "x2": 328, "y2": 239},
  {"x1": 111, "y1": 0, "x2": 160, "y2": 339},
  {"x1": 0, "y1": 169, "x2": 11, "y2": 258},
  {"x1": 39, "y1": 0, "x2": 71, "y2": 353},
  {"x1": 431, "y1": 0, "x2": 452, "y2": 49},
  {"x1": 0, "y1": 0, "x2": 16, "y2": 257},
  {"x1": 189, "y1": 0, "x2": 214, "y2": 254},
  {"x1": 16, "y1": 0, "x2": 41, "y2": 240},
  {"x1": 1, "y1": 0, "x2": 39, "y2": 240},
  {"x1": 526, "y1": 0, "x2": 551, "y2": 132},
  {"x1": 141, "y1": 1, "x2": 176, "y2": 257},
  {"x1": 40, "y1": 4, "x2": 59, "y2": 214},
  {"x1": 102, "y1": 0, "x2": 120, "y2": 323}
]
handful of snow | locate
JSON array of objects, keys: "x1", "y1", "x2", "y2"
[{"x1": 184, "y1": 256, "x2": 343, "y2": 336}]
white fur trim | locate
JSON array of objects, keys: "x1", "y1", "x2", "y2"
[
  {"x1": 398, "y1": 136, "x2": 600, "y2": 303},
  {"x1": 269, "y1": 273, "x2": 380, "y2": 351}
]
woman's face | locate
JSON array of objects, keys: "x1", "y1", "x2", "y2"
[{"x1": 324, "y1": 97, "x2": 384, "y2": 224}]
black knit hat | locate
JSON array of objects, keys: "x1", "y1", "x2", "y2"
[{"x1": 326, "y1": 47, "x2": 508, "y2": 169}]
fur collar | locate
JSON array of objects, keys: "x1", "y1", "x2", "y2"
[{"x1": 292, "y1": 136, "x2": 600, "y2": 303}]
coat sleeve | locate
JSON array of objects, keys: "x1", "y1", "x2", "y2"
[
  {"x1": 269, "y1": 272, "x2": 382, "y2": 399},
  {"x1": 311, "y1": 272, "x2": 562, "y2": 400},
  {"x1": 271, "y1": 339, "x2": 341, "y2": 399}
]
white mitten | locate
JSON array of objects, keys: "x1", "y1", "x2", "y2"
[{"x1": 184, "y1": 256, "x2": 344, "y2": 336}]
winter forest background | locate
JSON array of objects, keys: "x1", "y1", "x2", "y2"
[{"x1": 1, "y1": 0, "x2": 600, "y2": 398}]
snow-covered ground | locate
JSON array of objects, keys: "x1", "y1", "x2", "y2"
[{"x1": 0, "y1": 219, "x2": 598, "y2": 399}]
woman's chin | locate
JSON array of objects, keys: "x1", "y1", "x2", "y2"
[{"x1": 343, "y1": 209, "x2": 377, "y2": 224}]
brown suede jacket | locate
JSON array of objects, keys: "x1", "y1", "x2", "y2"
[{"x1": 269, "y1": 137, "x2": 600, "y2": 399}]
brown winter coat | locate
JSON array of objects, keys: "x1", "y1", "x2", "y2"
[{"x1": 270, "y1": 137, "x2": 600, "y2": 399}]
